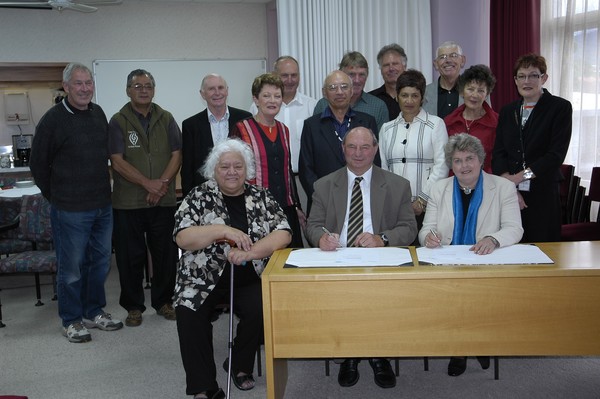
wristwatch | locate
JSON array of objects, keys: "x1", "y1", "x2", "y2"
[
  {"x1": 379, "y1": 233, "x2": 389, "y2": 247},
  {"x1": 523, "y1": 168, "x2": 535, "y2": 180}
]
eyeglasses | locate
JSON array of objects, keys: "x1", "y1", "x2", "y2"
[
  {"x1": 436, "y1": 52, "x2": 461, "y2": 61},
  {"x1": 325, "y1": 83, "x2": 351, "y2": 92},
  {"x1": 515, "y1": 73, "x2": 544, "y2": 82},
  {"x1": 130, "y1": 83, "x2": 154, "y2": 91}
]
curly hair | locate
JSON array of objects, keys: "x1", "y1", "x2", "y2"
[
  {"x1": 202, "y1": 138, "x2": 256, "y2": 181},
  {"x1": 251, "y1": 73, "x2": 284, "y2": 98},
  {"x1": 444, "y1": 133, "x2": 486, "y2": 169},
  {"x1": 458, "y1": 64, "x2": 496, "y2": 94}
]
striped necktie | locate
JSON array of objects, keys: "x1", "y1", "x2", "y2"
[{"x1": 347, "y1": 177, "x2": 364, "y2": 247}]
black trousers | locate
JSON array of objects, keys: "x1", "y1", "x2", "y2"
[
  {"x1": 113, "y1": 206, "x2": 177, "y2": 312},
  {"x1": 283, "y1": 205, "x2": 304, "y2": 248},
  {"x1": 175, "y1": 276, "x2": 263, "y2": 395}
]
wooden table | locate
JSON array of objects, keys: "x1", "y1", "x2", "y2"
[{"x1": 261, "y1": 241, "x2": 600, "y2": 399}]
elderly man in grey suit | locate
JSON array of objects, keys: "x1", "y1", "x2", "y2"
[{"x1": 305, "y1": 126, "x2": 417, "y2": 389}]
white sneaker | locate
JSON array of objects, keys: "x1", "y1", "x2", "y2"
[
  {"x1": 84, "y1": 312, "x2": 123, "y2": 331},
  {"x1": 63, "y1": 322, "x2": 92, "y2": 343}
]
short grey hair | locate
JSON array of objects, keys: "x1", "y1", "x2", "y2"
[
  {"x1": 273, "y1": 55, "x2": 299, "y2": 71},
  {"x1": 201, "y1": 138, "x2": 256, "y2": 180},
  {"x1": 63, "y1": 63, "x2": 92, "y2": 82},
  {"x1": 376, "y1": 43, "x2": 407, "y2": 67},
  {"x1": 201, "y1": 73, "x2": 228, "y2": 91},
  {"x1": 436, "y1": 41, "x2": 463, "y2": 56},
  {"x1": 444, "y1": 133, "x2": 486, "y2": 169}
]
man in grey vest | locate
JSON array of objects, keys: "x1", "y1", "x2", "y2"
[{"x1": 108, "y1": 69, "x2": 182, "y2": 327}]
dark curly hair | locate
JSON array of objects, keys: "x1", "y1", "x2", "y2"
[{"x1": 458, "y1": 64, "x2": 496, "y2": 94}]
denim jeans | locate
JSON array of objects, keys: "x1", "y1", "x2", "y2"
[{"x1": 51, "y1": 204, "x2": 113, "y2": 327}]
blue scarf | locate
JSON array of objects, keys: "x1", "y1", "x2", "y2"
[{"x1": 451, "y1": 173, "x2": 483, "y2": 245}]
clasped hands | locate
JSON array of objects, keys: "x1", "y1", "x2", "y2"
[
  {"x1": 218, "y1": 226, "x2": 254, "y2": 265},
  {"x1": 145, "y1": 178, "x2": 170, "y2": 206}
]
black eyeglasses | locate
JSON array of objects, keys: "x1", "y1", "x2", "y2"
[{"x1": 515, "y1": 73, "x2": 544, "y2": 82}]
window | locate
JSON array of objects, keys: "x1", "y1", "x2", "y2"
[{"x1": 542, "y1": 0, "x2": 599, "y2": 186}]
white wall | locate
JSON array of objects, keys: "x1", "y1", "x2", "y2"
[
  {"x1": 430, "y1": 0, "x2": 490, "y2": 80},
  {"x1": 0, "y1": 0, "x2": 268, "y2": 146}
]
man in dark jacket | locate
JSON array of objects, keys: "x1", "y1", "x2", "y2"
[{"x1": 181, "y1": 74, "x2": 251, "y2": 197}]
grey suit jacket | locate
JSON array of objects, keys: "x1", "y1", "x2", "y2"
[
  {"x1": 418, "y1": 172, "x2": 524, "y2": 246},
  {"x1": 305, "y1": 166, "x2": 417, "y2": 247}
]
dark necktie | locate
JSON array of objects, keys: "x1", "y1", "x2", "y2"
[{"x1": 347, "y1": 177, "x2": 364, "y2": 246}]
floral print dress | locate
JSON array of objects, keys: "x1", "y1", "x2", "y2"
[{"x1": 172, "y1": 179, "x2": 290, "y2": 311}]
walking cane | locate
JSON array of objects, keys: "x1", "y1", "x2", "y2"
[{"x1": 218, "y1": 239, "x2": 243, "y2": 399}]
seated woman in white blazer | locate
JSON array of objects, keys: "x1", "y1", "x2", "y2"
[{"x1": 418, "y1": 133, "x2": 524, "y2": 377}]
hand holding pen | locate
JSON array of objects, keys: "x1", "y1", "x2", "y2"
[
  {"x1": 319, "y1": 226, "x2": 341, "y2": 251},
  {"x1": 427, "y1": 229, "x2": 443, "y2": 248}
]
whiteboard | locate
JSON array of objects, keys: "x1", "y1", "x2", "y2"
[{"x1": 93, "y1": 59, "x2": 266, "y2": 127}]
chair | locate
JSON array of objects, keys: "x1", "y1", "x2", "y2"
[
  {"x1": 561, "y1": 167, "x2": 600, "y2": 241},
  {"x1": 559, "y1": 164, "x2": 575, "y2": 224},
  {"x1": 571, "y1": 184, "x2": 586, "y2": 224},
  {"x1": 0, "y1": 196, "x2": 33, "y2": 256},
  {"x1": 0, "y1": 194, "x2": 57, "y2": 326}
]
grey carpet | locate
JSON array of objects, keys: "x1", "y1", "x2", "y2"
[{"x1": 1, "y1": 257, "x2": 600, "y2": 399}]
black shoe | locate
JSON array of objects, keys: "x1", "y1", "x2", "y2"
[
  {"x1": 448, "y1": 357, "x2": 467, "y2": 376},
  {"x1": 194, "y1": 389, "x2": 225, "y2": 399},
  {"x1": 223, "y1": 358, "x2": 255, "y2": 391},
  {"x1": 368, "y1": 358, "x2": 396, "y2": 388},
  {"x1": 338, "y1": 358, "x2": 360, "y2": 387},
  {"x1": 477, "y1": 356, "x2": 490, "y2": 370}
]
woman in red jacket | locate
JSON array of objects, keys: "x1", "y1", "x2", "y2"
[{"x1": 444, "y1": 65, "x2": 498, "y2": 173}]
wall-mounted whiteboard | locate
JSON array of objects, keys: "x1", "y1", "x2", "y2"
[{"x1": 93, "y1": 59, "x2": 266, "y2": 127}]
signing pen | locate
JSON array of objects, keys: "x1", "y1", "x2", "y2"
[
  {"x1": 430, "y1": 229, "x2": 443, "y2": 248},
  {"x1": 322, "y1": 226, "x2": 334, "y2": 236}
]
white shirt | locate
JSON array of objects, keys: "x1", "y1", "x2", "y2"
[
  {"x1": 207, "y1": 107, "x2": 231, "y2": 145},
  {"x1": 250, "y1": 91, "x2": 317, "y2": 172},
  {"x1": 340, "y1": 167, "x2": 374, "y2": 247}
]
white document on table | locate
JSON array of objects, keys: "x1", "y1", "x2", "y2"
[
  {"x1": 285, "y1": 247, "x2": 413, "y2": 268},
  {"x1": 416, "y1": 244, "x2": 554, "y2": 266}
]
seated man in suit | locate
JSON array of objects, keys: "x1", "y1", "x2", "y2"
[
  {"x1": 299, "y1": 70, "x2": 379, "y2": 213},
  {"x1": 305, "y1": 126, "x2": 417, "y2": 389},
  {"x1": 181, "y1": 73, "x2": 252, "y2": 197}
]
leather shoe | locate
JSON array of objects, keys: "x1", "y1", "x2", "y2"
[
  {"x1": 448, "y1": 357, "x2": 467, "y2": 376},
  {"x1": 338, "y1": 358, "x2": 360, "y2": 387},
  {"x1": 368, "y1": 358, "x2": 396, "y2": 388},
  {"x1": 477, "y1": 356, "x2": 490, "y2": 370},
  {"x1": 193, "y1": 389, "x2": 225, "y2": 399}
]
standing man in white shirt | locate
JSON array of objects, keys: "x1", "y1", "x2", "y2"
[
  {"x1": 182, "y1": 74, "x2": 252, "y2": 197},
  {"x1": 250, "y1": 56, "x2": 317, "y2": 210}
]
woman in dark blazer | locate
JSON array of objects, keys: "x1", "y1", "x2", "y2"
[{"x1": 492, "y1": 53, "x2": 572, "y2": 242}]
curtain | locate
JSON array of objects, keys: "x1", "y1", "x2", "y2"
[
  {"x1": 489, "y1": 0, "x2": 541, "y2": 110},
  {"x1": 277, "y1": 0, "x2": 433, "y2": 100},
  {"x1": 541, "y1": 0, "x2": 600, "y2": 186}
]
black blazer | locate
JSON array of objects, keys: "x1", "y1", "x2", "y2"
[
  {"x1": 492, "y1": 89, "x2": 572, "y2": 242},
  {"x1": 181, "y1": 107, "x2": 252, "y2": 197},
  {"x1": 298, "y1": 110, "x2": 380, "y2": 211}
]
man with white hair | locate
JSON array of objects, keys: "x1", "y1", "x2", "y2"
[
  {"x1": 182, "y1": 74, "x2": 251, "y2": 197},
  {"x1": 423, "y1": 41, "x2": 467, "y2": 118}
]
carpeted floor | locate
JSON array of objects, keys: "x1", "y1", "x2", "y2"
[{"x1": 1, "y1": 257, "x2": 600, "y2": 399}]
